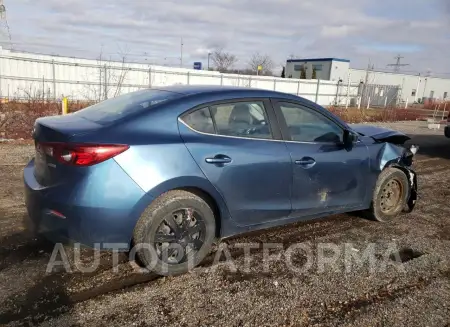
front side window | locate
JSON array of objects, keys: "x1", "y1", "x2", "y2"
[
  {"x1": 211, "y1": 101, "x2": 272, "y2": 139},
  {"x1": 181, "y1": 101, "x2": 272, "y2": 140},
  {"x1": 278, "y1": 102, "x2": 343, "y2": 143}
]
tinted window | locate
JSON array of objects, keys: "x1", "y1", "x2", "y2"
[
  {"x1": 74, "y1": 89, "x2": 181, "y2": 124},
  {"x1": 211, "y1": 101, "x2": 272, "y2": 139},
  {"x1": 279, "y1": 102, "x2": 343, "y2": 143},
  {"x1": 181, "y1": 107, "x2": 215, "y2": 134},
  {"x1": 181, "y1": 101, "x2": 273, "y2": 140}
]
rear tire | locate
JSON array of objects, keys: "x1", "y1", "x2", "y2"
[
  {"x1": 365, "y1": 167, "x2": 409, "y2": 222},
  {"x1": 132, "y1": 190, "x2": 216, "y2": 276}
]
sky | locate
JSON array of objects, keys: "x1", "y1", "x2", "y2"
[{"x1": 3, "y1": 0, "x2": 450, "y2": 76}]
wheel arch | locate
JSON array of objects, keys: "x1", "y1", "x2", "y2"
[
  {"x1": 173, "y1": 186, "x2": 222, "y2": 238},
  {"x1": 135, "y1": 176, "x2": 231, "y2": 239}
]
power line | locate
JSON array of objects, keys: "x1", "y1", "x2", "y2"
[{"x1": 387, "y1": 54, "x2": 410, "y2": 72}]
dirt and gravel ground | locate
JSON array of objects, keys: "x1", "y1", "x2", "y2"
[{"x1": 0, "y1": 121, "x2": 449, "y2": 327}]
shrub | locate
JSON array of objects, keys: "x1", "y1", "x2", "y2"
[{"x1": 0, "y1": 99, "x2": 91, "y2": 139}]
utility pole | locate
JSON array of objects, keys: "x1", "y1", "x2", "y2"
[
  {"x1": 180, "y1": 37, "x2": 183, "y2": 68},
  {"x1": 207, "y1": 52, "x2": 211, "y2": 70},
  {"x1": 387, "y1": 54, "x2": 409, "y2": 73},
  {"x1": 362, "y1": 60, "x2": 374, "y2": 104},
  {"x1": 363, "y1": 61, "x2": 373, "y2": 86},
  {"x1": 0, "y1": 0, "x2": 12, "y2": 49}
]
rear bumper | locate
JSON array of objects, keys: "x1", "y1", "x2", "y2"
[
  {"x1": 23, "y1": 159, "x2": 152, "y2": 250},
  {"x1": 445, "y1": 125, "x2": 450, "y2": 138}
]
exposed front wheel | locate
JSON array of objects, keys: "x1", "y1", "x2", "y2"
[
  {"x1": 366, "y1": 167, "x2": 409, "y2": 222},
  {"x1": 133, "y1": 190, "x2": 216, "y2": 276}
]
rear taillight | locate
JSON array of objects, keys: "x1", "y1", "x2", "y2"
[{"x1": 38, "y1": 143, "x2": 129, "y2": 166}]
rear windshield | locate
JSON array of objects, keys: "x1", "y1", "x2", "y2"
[{"x1": 74, "y1": 89, "x2": 181, "y2": 124}]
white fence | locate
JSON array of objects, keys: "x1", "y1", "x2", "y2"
[{"x1": 0, "y1": 47, "x2": 366, "y2": 106}]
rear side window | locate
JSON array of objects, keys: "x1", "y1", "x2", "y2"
[
  {"x1": 180, "y1": 107, "x2": 215, "y2": 134},
  {"x1": 181, "y1": 101, "x2": 273, "y2": 140},
  {"x1": 74, "y1": 89, "x2": 181, "y2": 124}
]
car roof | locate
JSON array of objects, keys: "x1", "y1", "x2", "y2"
[
  {"x1": 126, "y1": 85, "x2": 350, "y2": 130},
  {"x1": 152, "y1": 84, "x2": 291, "y2": 98}
]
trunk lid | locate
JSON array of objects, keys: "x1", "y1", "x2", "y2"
[
  {"x1": 33, "y1": 114, "x2": 103, "y2": 186},
  {"x1": 33, "y1": 114, "x2": 102, "y2": 142},
  {"x1": 351, "y1": 124, "x2": 410, "y2": 145}
]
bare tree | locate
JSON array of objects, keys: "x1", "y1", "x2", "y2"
[
  {"x1": 81, "y1": 46, "x2": 131, "y2": 102},
  {"x1": 211, "y1": 48, "x2": 238, "y2": 72},
  {"x1": 248, "y1": 52, "x2": 274, "y2": 75},
  {"x1": 112, "y1": 45, "x2": 131, "y2": 97}
]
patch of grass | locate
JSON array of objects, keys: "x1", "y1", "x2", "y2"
[{"x1": 327, "y1": 106, "x2": 423, "y2": 123}]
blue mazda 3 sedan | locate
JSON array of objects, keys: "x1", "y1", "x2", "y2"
[{"x1": 24, "y1": 85, "x2": 418, "y2": 275}]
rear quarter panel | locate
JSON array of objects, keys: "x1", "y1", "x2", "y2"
[{"x1": 105, "y1": 105, "x2": 233, "y2": 232}]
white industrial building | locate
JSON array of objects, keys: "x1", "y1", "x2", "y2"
[
  {"x1": 0, "y1": 45, "x2": 449, "y2": 107},
  {"x1": 286, "y1": 57, "x2": 450, "y2": 104},
  {"x1": 349, "y1": 69, "x2": 450, "y2": 103},
  {"x1": 285, "y1": 58, "x2": 351, "y2": 82}
]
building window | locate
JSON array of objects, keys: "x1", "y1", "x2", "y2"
[
  {"x1": 430, "y1": 91, "x2": 434, "y2": 99},
  {"x1": 444, "y1": 92, "x2": 448, "y2": 99},
  {"x1": 312, "y1": 64, "x2": 323, "y2": 71},
  {"x1": 411, "y1": 89, "x2": 416, "y2": 96},
  {"x1": 294, "y1": 64, "x2": 303, "y2": 71}
]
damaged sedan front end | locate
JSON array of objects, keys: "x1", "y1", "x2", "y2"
[{"x1": 352, "y1": 124, "x2": 418, "y2": 213}]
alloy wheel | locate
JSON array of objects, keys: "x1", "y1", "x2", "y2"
[{"x1": 154, "y1": 208, "x2": 206, "y2": 264}]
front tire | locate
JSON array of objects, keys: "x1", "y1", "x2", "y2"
[
  {"x1": 366, "y1": 167, "x2": 409, "y2": 222},
  {"x1": 133, "y1": 190, "x2": 216, "y2": 276}
]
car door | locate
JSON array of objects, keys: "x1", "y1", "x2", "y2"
[
  {"x1": 178, "y1": 99, "x2": 292, "y2": 226},
  {"x1": 271, "y1": 99, "x2": 370, "y2": 217}
]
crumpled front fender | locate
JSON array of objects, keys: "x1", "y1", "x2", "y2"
[{"x1": 378, "y1": 143, "x2": 406, "y2": 170}]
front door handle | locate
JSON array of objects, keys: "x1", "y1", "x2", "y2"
[
  {"x1": 205, "y1": 155, "x2": 232, "y2": 164},
  {"x1": 295, "y1": 157, "x2": 316, "y2": 168}
]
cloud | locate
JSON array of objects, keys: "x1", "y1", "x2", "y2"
[
  {"x1": 320, "y1": 25, "x2": 358, "y2": 38},
  {"x1": 4, "y1": 0, "x2": 450, "y2": 74}
]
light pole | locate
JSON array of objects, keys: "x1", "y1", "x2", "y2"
[
  {"x1": 180, "y1": 37, "x2": 183, "y2": 68},
  {"x1": 422, "y1": 77, "x2": 428, "y2": 100},
  {"x1": 207, "y1": 52, "x2": 211, "y2": 71}
]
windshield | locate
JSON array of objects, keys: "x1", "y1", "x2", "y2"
[{"x1": 74, "y1": 89, "x2": 182, "y2": 124}]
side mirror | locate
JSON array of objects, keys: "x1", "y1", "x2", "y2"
[{"x1": 343, "y1": 129, "x2": 358, "y2": 147}]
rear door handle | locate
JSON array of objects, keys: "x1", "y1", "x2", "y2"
[
  {"x1": 205, "y1": 155, "x2": 232, "y2": 164},
  {"x1": 295, "y1": 157, "x2": 316, "y2": 168}
]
